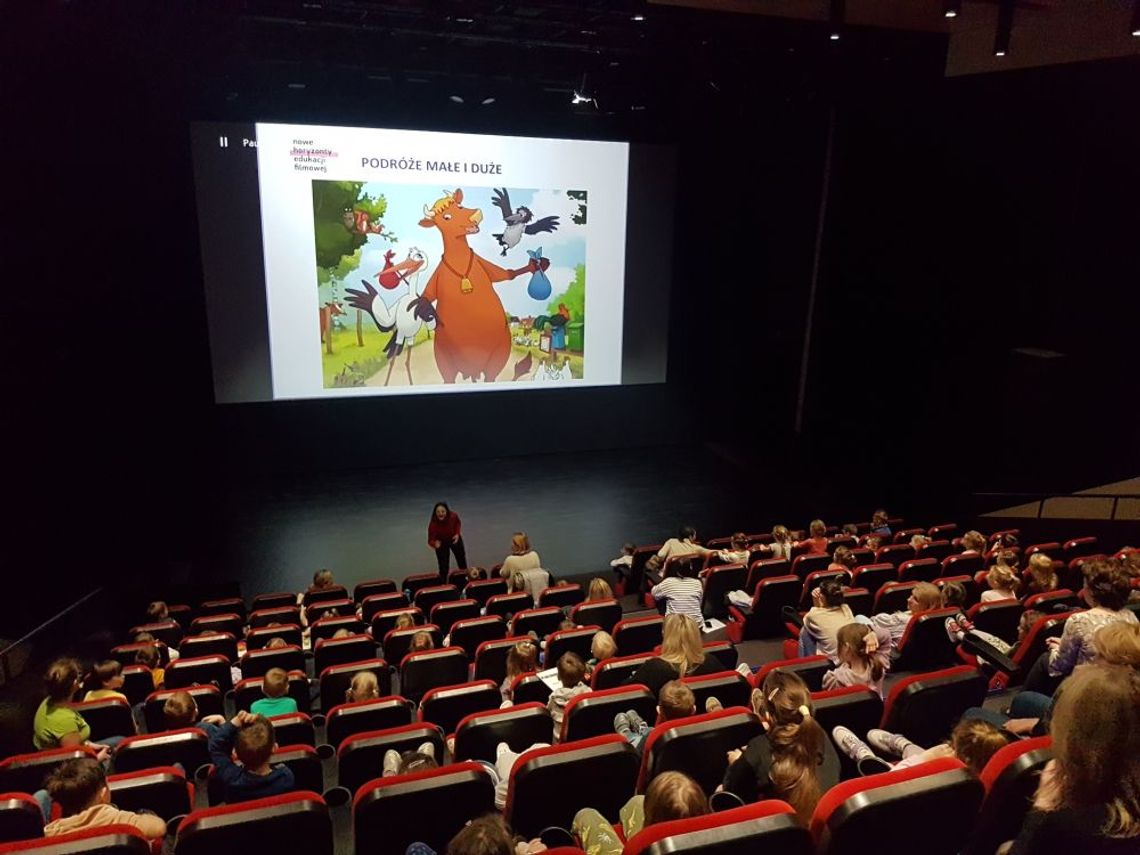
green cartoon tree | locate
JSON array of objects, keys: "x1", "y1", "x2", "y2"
[
  {"x1": 311, "y1": 181, "x2": 394, "y2": 270},
  {"x1": 566, "y1": 190, "x2": 587, "y2": 225},
  {"x1": 548, "y1": 263, "x2": 585, "y2": 328}
]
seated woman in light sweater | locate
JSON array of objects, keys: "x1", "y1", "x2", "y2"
[{"x1": 500, "y1": 532, "x2": 542, "y2": 577}]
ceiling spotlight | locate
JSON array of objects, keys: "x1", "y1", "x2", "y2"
[
  {"x1": 631, "y1": 14, "x2": 645, "y2": 22},
  {"x1": 449, "y1": 95, "x2": 464, "y2": 103},
  {"x1": 571, "y1": 91, "x2": 596, "y2": 106},
  {"x1": 481, "y1": 97, "x2": 495, "y2": 105},
  {"x1": 1132, "y1": 0, "x2": 1140, "y2": 36},
  {"x1": 572, "y1": 74, "x2": 597, "y2": 108},
  {"x1": 994, "y1": 0, "x2": 1013, "y2": 56},
  {"x1": 829, "y1": 0, "x2": 845, "y2": 40},
  {"x1": 943, "y1": 0, "x2": 961, "y2": 18}
]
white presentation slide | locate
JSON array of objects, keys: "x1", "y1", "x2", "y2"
[{"x1": 254, "y1": 122, "x2": 629, "y2": 399}]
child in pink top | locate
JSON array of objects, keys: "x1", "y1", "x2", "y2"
[{"x1": 821, "y1": 623, "x2": 893, "y2": 698}]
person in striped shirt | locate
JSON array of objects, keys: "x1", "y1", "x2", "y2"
[{"x1": 651, "y1": 557, "x2": 705, "y2": 625}]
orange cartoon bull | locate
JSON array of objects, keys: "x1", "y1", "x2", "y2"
[{"x1": 410, "y1": 188, "x2": 548, "y2": 383}]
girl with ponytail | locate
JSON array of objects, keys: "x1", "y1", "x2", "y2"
[
  {"x1": 719, "y1": 670, "x2": 839, "y2": 824},
  {"x1": 822, "y1": 622, "x2": 893, "y2": 698}
]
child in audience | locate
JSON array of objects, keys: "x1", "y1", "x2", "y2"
[
  {"x1": 587, "y1": 577, "x2": 614, "y2": 601},
  {"x1": 345, "y1": 670, "x2": 381, "y2": 703},
  {"x1": 910, "y1": 533, "x2": 932, "y2": 554},
  {"x1": 501, "y1": 640, "x2": 538, "y2": 704},
  {"x1": 407, "y1": 813, "x2": 546, "y2": 855},
  {"x1": 146, "y1": 601, "x2": 170, "y2": 622},
  {"x1": 41, "y1": 757, "x2": 167, "y2": 839},
  {"x1": 382, "y1": 743, "x2": 438, "y2": 777},
  {"x1": 33, "y1": 659, "x2": 115, "y2": 755},
  {"x1": 982, "y1": 564, "x2": 1021, "y2": 602},
  {"x1": 266, "y1": 636, "x2": 288, "y2": 649},
  {"x1": 716, "y1": 533, "x2": 751, "y2": 566},
  {"x1": 842, "y1": 523, "x2": 860, "y2": 539},
  {"x1": 163, "y1": 690, "x2": 226, "y2": 734},
  {"x1": 960, "y1": 530, "x2": 987, "y2": 555},
  {"x1": 586, "y1": 631, "x2": 616, "y2": 672},
  {"x1": 572, "y1": 770, "x2": 710, "y2": 854},
  {"x1": 208, "y1": 711, "x2": 295, "y2": 803},
  {"x1": 870, "y1": 510, "x2": 891, "y2": 536},
  {"x1": 610, "y1": 542, "x2": 636, "y2": 577},
  {"x1": 614, "y1": 680, "x2": 695, "y2": 752},
  {"x1": 871, "y1": 581, "x2": 943, "y2": 645},
  {"x1": 547, "y1": 652, "x2": 590, "y2": 741},
  {"x1": 83, "y1": 660, "x2": 127, "y2": 702},
  {"x1": 863, "y1": 534, "x2": 884, "y2": 551},
  {"x1": 394, "y1": 612, "x2": 415, "y2": 631},
  {"x1": 798, "y1": 520, "x2": 829, "y2": 555},
  {"x1": 410, "y1": 630, "x2": 435, "y2": 653},
  {"x1": 650, "y1": 556, "x2": 704, "y2": 625},
  {"x1": 720, "y1": 670, "x2": 838, "y2": 822},
  {"x1": 828, "y1": 546, "x2": 857, "y2": 575},
  {"x1": 134, "y1": 645, "x2": 165, "y2": 690},
  {"x1": 250, "y1": 667, "x2": 298, "y2": 717},
  {"x1": 770, "y1": 525, "x2": 795, "y2": 560},
  {"x1": 1025, "y1": 552, "x2": 1059, "y2": 597},
  {"x1": 800, "y1": 578, "x2": 856, "y2": 660},
  {"x1": 831, "y1": 717, "x2": 1009, "y2": 777},
  {"x1": 656, "y1": 526, "x2": 713, "y2": 562},
  {"x1": 822, "y1": 622, "x2": 894, "y2": 697}
]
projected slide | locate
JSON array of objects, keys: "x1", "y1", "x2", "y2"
[{"x1": 254, "y1": 123, "x2": 629, "y2": 399}]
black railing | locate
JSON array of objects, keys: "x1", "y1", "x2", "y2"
[{"x1": 0, "y1": 588, "x2": 104, "y2": 685}]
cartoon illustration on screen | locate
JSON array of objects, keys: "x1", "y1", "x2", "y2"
[{"x1": 311, "y1": 181, "x2": 587, "y2": 389}]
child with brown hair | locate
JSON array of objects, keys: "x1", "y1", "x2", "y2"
[
  {"x1": 500, "y1": 640, "x2": 538, "y2": 705},
  {"x1": 720, "y1": 670, "x2": 838, "y2": 824},
  {"x1": 871, "y1": 581, "x2": 943, "y2": 645},
  {"x1": 163, "y1": 690, "x2": 227, "y2": 733},
  {"x1": 42, "y1": 757, "x2": 167, "y2": 838},
  {"x1": 208, "y1": 711, "x2": 295, "y2": 803},
  {"x1": 345, "y1": 670, "x2": 381, "y2": 704},
  {"x1": 410, "y1": 630, "x2": 435, "y2": 653},
  {"x1": 832, "y1": 716, "x2": 1010, "y2": 777},
  {"x1": 716, "y1": 533, "x2": 751, "y2": 566},
  {"x1": 770, "y1": 525, "x2": 795, "y2": 560},
  {"x1": 614, "y1": 679, "x2": 695, "y2": 752},
  {"x1": 982, "y1": 564, "x2": 1021, "y2": 602},
  {"x1": 382, "y1": 742, "x2": 438, "y2": 777},
  {"x1": 250, "y1": 668, "x2": 298, "y2": 717},
  {"x1": 960, "y1": 530, "x2": 987, "y2": 555},
  {"x1": 572, "y1": 770, "x2": 710, "y2": 854},
  {"x1": 134, "y1": 645, "x2": 165, "y2": 690},
  {"x1": 823, "y1": 622, "x2": 894, "y2": 698},
  {"x1": 83, "y1": 660, "x2": 127, "y2": 702},
  {"x1": 1026, "y1": 552, "x2": 1059, "y2": 597},
  {"x1": 548, "y1": 651, "x2": 590, "y2": 741},
  {"x1": 798, "y1": 520, "x2": 829, "y2": 555}
]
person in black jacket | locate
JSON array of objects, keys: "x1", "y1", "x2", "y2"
[
  {"x1": 1010, "y1": 663, "x2": 1140, "y2": 855},
  {"x1": 208, "y1": 711, "x2": 295, "y2": 804},
  {"x1": 623, "y1": 613, "x2": 722, "y2": 699}
]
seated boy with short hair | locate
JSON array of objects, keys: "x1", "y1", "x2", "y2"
[
  {"x1": 547, "y1": 652, "x2": 590, "y2": 742},
  {"x1": 208, "y1": 711, "x2": 295, "y2": 803},
  {"x1": 614, "y1": 679, "x2": 696, "y2": 752},
  {"x1": 250, "y1": 668, "x2": 298, "y2": 717},
  {"x1": 163, "y1": 690, "x2": 226, "y2": 735},
  {"x1": 43, "y1": 757, "x2": 167, "y2": 839}
]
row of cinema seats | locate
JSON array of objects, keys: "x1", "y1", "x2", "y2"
[{"x1": 0, "y1": 733, "x2": 1055, "y2": 855}]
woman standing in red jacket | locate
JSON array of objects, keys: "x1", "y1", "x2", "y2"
[{"x1": 428, "y1": 502, "x2": 467, "y2": 577}]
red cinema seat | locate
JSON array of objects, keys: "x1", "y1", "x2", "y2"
[
  {"x1": 791, "y1": 553, "x2": 831, "y2": 580},
  {"x1": 881, "y1": 666, "x2": 986, "y2": 747},
  {"x1": 165, "y1": 655, "x2": 233, "y2": 692},
  {"x1": 420, "y1": 680, "x2": 501, "y2": 736},
  {"x1": 1022, "y1": 588, "x2": 1080, "y2": 614},
  {"x1": 70, "y1": 698, "x2": 134, "y2": 742},
  {"x1": 1062, "y1": 536, "x2": 1097, "y2": 561},
  {"x1": 561, "y1": 685, "x2": 656, "y2": 744},
  {"x1": 892, "y1": 528, "x2": 924, "y2": 544},
  {"x1": 745, "y1": 558, "x2": 790, "y2": 592},
  {"x1": 240, "y1": 644, "x2": 305, "y2": 680},
  {"x1": 844, "y1": 588, "x2": 873, "y2": 617},
  {"x1": 928, "y1": 524, "x2": 958, "y2": 540},
  {"x1": 485, "y1": 592, "x2": 534, "y2": 621},
  {"x1": 504, "y1": 736, "x2": 641, "y2": 838},
  {"x1": 591, "y1": 653, "x2": 653, "y2": 690},
  {"x1": 701, "y1": 564, "x2": 746, "y2": 619},
  {"x1": 402, "y1": 573, "x2": 441, "y2": 598},
  {"x1": 473, "y1": 636, "x2": 531, "y2": 685},
  {"x1": 873, "y1": 581, "x2": 919, "y2": 614},
  {"x1": 249, "y1": 606, "x2": 302, "y2": 629},
  {"x1": 413, "y1": 585, "x2": 461, "y2": 614},
  {"x1": 353, "y1": 578, "x2": 397, "y2": 603},
  {"x1": 639, "y1": 708, "x2": 763, "y2": 795},
  {"x1": 898, "y1": 558, "x2": 940, "y2": 584},
  {"x1": 752, "y1": 656, "x2": 830, "y2": 692},
  {"x1": 108, "y1": 766, "x2": 193, "y2": 821},
  {"x1": 545, "y1": 626, "x2": 601, "y2": 666},
  {"x1": 266, "y1": 713, "x2": 316, "y2": 748},
  {"x1": 0, "y1": 792, "x2": 42, "y2": 844},
  {"x1": 875, "y1": 544, "x2": 915, "y2": 569},
  {"x1": 251, "y1": 592, "x2": 296, "y2": 612},
  {"x1": 235, "y1": 670, "x2": 312, "y2": 714},
  {"x1": 370, "y1": 607, "x2": 424, "y2": 640},
  {"x1": 199, "y1": 598, "x2": 245, "y2": 622},
  {"x1": 992, "y1": 611, "x2": 1074, "y2": 690},
  {"x1": 114, "y1": 729, "x2": 210, "y2": 775},
  {"x1": 382, "y1": 625, "x2": 442, "y2": 667},
  {"x1": 0, "y1": 825, "x2": 150, "y2": 854},
  {"x1": 302, "y1": 585, "x2": 349, "y2": 608},
  {"x1": 967, "y1": 600, "x2": 1023, "y2": 645},
  {"x1": 510, "y1": 673, "x2": 552, "y2": 706},
  {"x1": 849, "y1": 564, "x2": 895, "y2": 598},
  {"x1": 538, "y1": 584, "x2": 585, "y2": 610},
  {"x1": 464, "y1": 578, "x2": 508, "y2": 607},
  {"x1": 1024, "y1": 542, "x2": 1061, "y2": 562},
  {"x1": 180, "y1": 632, "x2": 238, "y2": 663},
  {"x1": 810, "y1": 758, "x2": 983, "y2": 855},
  {"x1": 129, "y1": 620, "x2": 184, "y2": 648},
  {"x1": 893, "y1": 608, "x2": 960, "y2": 670},
  {"x1": 245, "y1": 624, "x2": 302, "y2": 651},
  {"x1": 360, "y1": 593, "x2": 408, "y2": 623},
  {"x1": 176, "y1": 791, "x2": 331, "y2": 855},
  {"x1": 964, "y1": 736, "x2": 1053, "y2": 855},
  {"x1": 453, "y1": 703, "x2": 553, "y2": 763},
  {"x1": 303, "y1": 599, "x2": 355, "y2": 625},
  {"x1": 623, "y1": 799, "x2": 813, "y2": 855},
  {"x1": 726, "y1": 576, "x2": 799, "y2": 641},
  {"x1": 511, "y1": 607, "x2": 565, "y2": 642},
  {"x1": 430, "y1": 599, "x2": 480, "y2": 635},
  {"x1": 353, "y1": 763, "x2": 495, "y2": 855},
  {"x1": 309, "y1": 613, "x2": 368, "y2": 643},
  {"x1": 143, "y1": 685, "x2": 223, "y2": 734},
  {"x1": 449, "y1": 617, "x2": 506, "y2": 660},
  {"x1": 942, "y1": 553, "x2": 984, "y2": 580},
  {"x1": 399, "y1": 647, "x2": 468, "y2": 703},
  {"x1": 570, "y1": 599, "x2": 622, "y2": 634},
  {"x1": 324, "y1": 696, "x2": 415, "y2": 750},
  {"x1": 313, "y1": 634, "x2": 378, "y2": 675},
  {"x1": 119, "y1": 666, "x2": 155, "y2": 707},
  {"x1": 317, "y1": 660, "x2": 389, "y2": 712},
  {"x1": 337, "y1": 724, "x2": 445, "y2": 794},
  {"x1": 701, "y1": 640, "x2": 739, "y2": 670},
  {"x1": 811, "y1": 686, "x2": 884, "y2": 778},
  {"x1": 613, "y1": 616, "x2": 665, "y2": 655},
  {"x1": 935, "y1": 575, "x2": 980, "y2": 607},
  {"x1": 681, "y1": 671, "x2": 751, "y2": 711},
  {"x1": 190, "y1": 613, "x2": 243, "y2": 640},
  {"x1": 918, "y1": 540, "x2": 954, "y2": 564}
]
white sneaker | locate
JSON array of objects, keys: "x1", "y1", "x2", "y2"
[
  {"x1": 496, "y1": 741, "x2": 512, "y2": 760},
  {"x1": 382, "y1": 748, "x2": 401, "y2": 777},
  {"x1": 417, "y1": 741, "x2": 435, "y2": 760},
  {"x1": 867, "y1": 729, "x2": 912, "y2": 758},
  {"x1": 735, "y1": 663, "x2": 752, "y2": 677}
]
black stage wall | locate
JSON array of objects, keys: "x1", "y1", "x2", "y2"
[{"x1": 5, "y1": 5, "x2": 1139, "y2": 628}]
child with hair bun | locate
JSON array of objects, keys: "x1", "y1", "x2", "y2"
[
  {"x1": 500, "y1": 640, "x2": 538, "y2": 705},
  {"x1": 822, "y1": 622, "x2": 893, "y2": 698},
  {"x1": 720, "y1": 670, "x2": 838, "y2": 823},
  {"x1": 982, "y1": 564, "x2": 1021, "y2": 602}
]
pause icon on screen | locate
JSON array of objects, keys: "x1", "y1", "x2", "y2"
[{"x1": 218, "y1": 136, "x2": 229, "y2": 148}]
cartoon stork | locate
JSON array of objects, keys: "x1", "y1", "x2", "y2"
[{"x1": 344, "y1": 247, "x2": 434, "y2": 386}]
